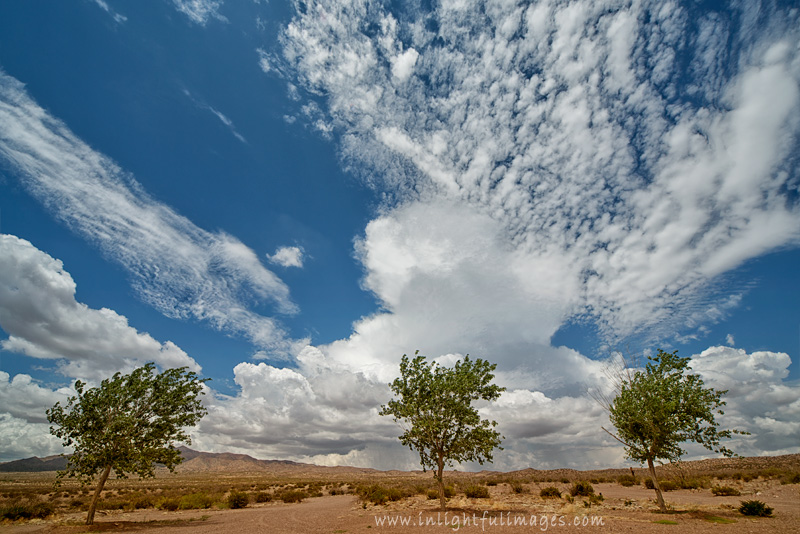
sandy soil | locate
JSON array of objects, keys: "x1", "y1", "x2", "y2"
[{"x1": 2, "y1": 481, "x2": 797, "y2": 533}]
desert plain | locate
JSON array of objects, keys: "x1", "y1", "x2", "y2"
[{"x1": 1, "y1": 451, "x2": 797, "y2": 533}]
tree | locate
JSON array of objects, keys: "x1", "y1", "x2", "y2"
[
  {"x1": 47, "y1": 363, "x2": 208, "y2": 524},
  {"x1": 379, "y1": 351, "x2": 505, "y2": 510},
  {"x1": 602, "y1": 349, "x2": 746, "y2": 512}
]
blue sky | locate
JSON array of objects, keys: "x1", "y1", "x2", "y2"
[{"x1": 0, "y1": 0, "x2": 798, "y2": 468}]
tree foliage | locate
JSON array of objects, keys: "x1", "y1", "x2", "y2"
[
  {"x1": 605, "y1": 349, "x2": 746, "y2": 512},
  {"x1": 47, "y1": 363, "x2": 208, "y2": 524},
  {"x1": 379, "y1": 351, "x2": 505, "y2": 509}
]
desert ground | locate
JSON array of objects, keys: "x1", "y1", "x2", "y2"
[{"x1": 1, "y1": 454, "x2": 797, "y2": 533}]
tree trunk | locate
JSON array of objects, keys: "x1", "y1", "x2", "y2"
[
  {"x1": 436, "y1": 453, "x2": 446, "y2": 511},
  {"x1": 86, "y1": 465, "x2": 112, "y2": 525},
  {"x1": 647, "y1": 457, "x2": 667, "y2": 513}
]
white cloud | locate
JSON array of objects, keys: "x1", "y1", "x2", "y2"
[
  {"x1": 278, "y1": 0, "x2": 800, "y2": 345},
  {"x1": 266, "y1": 246, "x2": 305, "y2": 268},
  {"x1": 0, "y1": 234, "x2": 201, "y2": 381},
  {"x1": 0, "y1": 72, "x2": 299, "y2": 353},
  {"x1": 92, "y1": 0, "x2": 127, "y2": 23},
  {"x1": 170, "y1": 0, "x2": 226, "y2": 25}
]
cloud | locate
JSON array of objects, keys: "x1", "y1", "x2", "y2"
[
  {"x1": 0, "y1": 72, "x2": 299, "y2": 353},
  {"x1": 266, "y1": 246, "x2": 305, "y2": 268},
  {"x1": 0, "y1": 234, "x2": 201, "y2": 381},
  {"x1": 170, "y1": 0, "x2": 226, "y2": 25},
  {"x1": 182, "y1": 89, "x2": 247, "y2": 143},
  {"x1": 278, "y1": 0, "x2": 800, "y2": 345},
  {"x1": 91, "y1": 0, "x2": 127, "y2": 24},
  {"x1": 689, "y1": 346, "x2": 800, "y2": 456}
]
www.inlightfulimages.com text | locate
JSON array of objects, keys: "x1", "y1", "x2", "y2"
[{"x1": 374, "y1": 511, "x2": 605, "y2": 531}]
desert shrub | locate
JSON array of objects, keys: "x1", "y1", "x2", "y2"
[
  {"x1": 711, "y1": 486, "x2": 741, "y2": 496},
  {"x1": 678, "y1": 477, "x2": 709, "y2": 490},
  {"x1": 158, "y1": 497, "x2": 181, "y2": 511},
  {"x1": 69, "y1": 498, "x2": 87, "y2": 509},
  {"x1": 0, "y1": 499, "x2": 55, "y2": 521},
  {"x1": 617, "y1": 474, "x2": 638, "y2": 487},
  {"x1": 781, "y1": 473, "x2": 800, "y2": 485},
  {"x1": 328, "y1": 487, "x2": 348, "y2": 496},
  {"x1": 570, "y1": 481, "x2": 594, "y2": 497},
  {"x1": 644, "y1": 478, "x2": 679, "y2": 491},
  {"x1": 97, "y1": 497, "x2": 128, "y2": 510},
  {"x1": 510, "y1": 481, "x2": 527, "y2": 494},
  {"x1": 254, "y1": 491, "x2": 272, "y2": 503},
  {"x1": 227, "y1": 491, "x2": 249, "y2": 509},
  {"x1": 426, "y1": 489, "x2": 439, "y2": 500},
  {"x1": 539, "y1": 486, "x2": 561, "y2": 498},
  {"x1": 180, "y1": 492, "x2": 216, "y2": 509},
  {"x1": 659, "y1": 480, "x2": 679, "y2": 492},
  {"x1": 464, "y1": 485, "x2": 490, "y2": 498},
  {"x1": 279, "y1": 490, "x2": 307, "y2": 504},
  {"x1": 738, "y1": 500, "x2": 773, "y2": 517},
  {"x1": 559, "y1": 477, "x2": 570, "y2": 484},
  {"x1": 485, "y1": 479, "x2": 499, "y2": 486},
  {"x1": 132, "y1": 494, "x2": 155, "y2": 509}
]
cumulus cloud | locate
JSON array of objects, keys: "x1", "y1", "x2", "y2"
[
  {"x1": 0, "y1": 72, "x2": 299, "y2": 353},
  {"x1": 0, "y1": 234, "x2": 201, "y2": 380},
  {"x1": 266, "y1": 246, "x2": 305, "y2": 268}
]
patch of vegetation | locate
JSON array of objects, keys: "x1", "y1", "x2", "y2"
[
  {"x1": 652, "y1": 519, "x2": 679, "y2": 525},
  {"x1": 539, "y1": 486, "x2": 561, "y2": 498},
  {"x1": 711, "y1": 486, "x2": 741, "y2": 496},
  {"x1": 738, "y1": 500, "x2": 773, "y2": 517},
  {"x1": 157, "y1": 497, "x2": 181, "y2": 511},
  {"x1": 644, "y1": 478, "x2": 679, "y2": 491},
  {"x1": 0, "y1": 499, "x2": 55, "y2": 521},
  {"x1": 570, "y1": 481, "x2": 594, "y2": 497},
  {"x1": 510, "y1": 481, "x2": 527, "y2": 494},
  {"x1": 464, "y1": 485, "x2": 490, "y2": 498},
  {"x1": 254, "y1": 491, "x2": 272, "y2": 503},
  {"x1": 227, "y1": 491, "x2": 249, "y2": 509},
  {"x1": 180, "y1": 492, "x2": 216, "y2": 509},
  {"x1": 781, "y1": 473, "x2": 800, "y2": 485},
  {"x1": 278, "y1": 490, "x2": 308, "y2": 504},
  {"x1": 617, "y1": 474, "x2": 638, "y2": 486}
]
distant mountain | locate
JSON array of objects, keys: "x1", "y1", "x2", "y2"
[
  {"x1": 0, "y1": 447, "x2": 376, "y2": 476},
  {"x1": 0, "y1": 454, "x2": 68, "y2": 472}
]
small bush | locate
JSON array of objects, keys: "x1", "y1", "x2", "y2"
[
  {"x1": 158, "y1": 497, "x2": 181, "y2": 511},
  {"x1": 227, "y1": 491, "x2": 249, "y2": 509},
  {"x1": 711, "y1": 486, "x2": 741, "y2": 496},
  {"x1": 660, "y1": 480, "x2": 679, "y2": 492},
  {"x1": 254, "y1": 491, "x2": 272, "y2": 503},
  {"x1": 464, "y1": 485, "x2": 490, "y2": 499},
  {"x1": 539, "y1": 486, "x2": 561, "y2": 498},
  {"x1": 644, "y1": 478, "x2": 679, "y2": 491},
  {"x1": 617, "y1": 474, "x2": 637, "y2": 487},
  {"x1": 781, "y1": 473, "x2": 800, "y2": 485},
  {"x1": 570, "y1": 481, "x2": 594, "y2": 497},
  {"x1": 132, "y1": 494, "x2": 155, "y2": 509},
  {"x1": 738, "y1": 500, "x2": 773, "y2": 517},
  {"x1": 0, "y1": 499, "x2": 55, "y2": 521},
  {"x1": 485, "y1": 479, "x2": 499, "y2": 486},
  {"x1": 426, "y1": 489, "x2": 439, "y2": 500},
  {"x1": 279, "y1": 490, "x2": 307, "y2": 504},
  {"x1": 510, "y1": 481, "x2": 527, "y2": 494},
  {"x1": 180, "y1": 492, "x2": 216, "y2": 509}
]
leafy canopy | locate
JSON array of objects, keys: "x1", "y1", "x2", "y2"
[
  {"x1": 379, "y1": 352, "x2": 505, "y2": 471},
  {"x1": 608, "y1": 349, "x2": 743, "y2": 464},
  {"x1": 47, "y1": 363, "x2": 208, "y2": 483}
]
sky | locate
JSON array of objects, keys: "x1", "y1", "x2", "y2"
[{"x1": 0, "y1": 0, "x2": 798, "y2": 470}]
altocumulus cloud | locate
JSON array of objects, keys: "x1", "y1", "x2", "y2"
[{"x1": 0, "y1": 71, "x2": 300, "y2": 354}]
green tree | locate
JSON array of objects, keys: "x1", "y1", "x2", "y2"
[
  {"x1": 603, "y1": 350, "x2": 746, "y2": 512},
  {"x1": 379, "y1": 351, "x2": 505, "y2": 510},
  {"x1": 47, "y1": 363, "x2": 208, "y2": 524}
]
